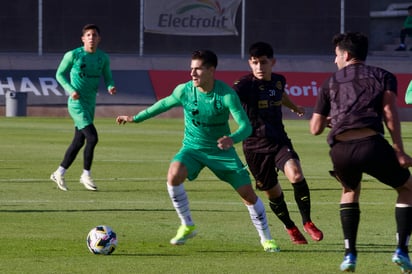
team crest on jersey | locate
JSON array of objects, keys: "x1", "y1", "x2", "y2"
[
  {"x1": 276, "y1": 81, "x2": 283, "y2": 90},
  {"x1": 215, "y1": 98, "x2": 223, "y2": 110}
]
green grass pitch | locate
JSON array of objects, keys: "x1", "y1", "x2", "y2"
[{"x1": 1, "y1": 116, "x2": 412, "y2": 273}]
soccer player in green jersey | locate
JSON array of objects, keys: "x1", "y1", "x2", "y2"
[
  {"x1": 116, "y1": 50, "x2": 280, "y2": 252},
  {"x1": 50, "y1": 24, "x2": 117, "y2": 191}
]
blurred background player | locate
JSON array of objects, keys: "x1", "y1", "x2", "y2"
[
  {"x1": 395, "y1": 5, "x2": 412, "y2": 51},
  {"x1": 50, "y1": 24, "x2": 117, "y2": 191}
]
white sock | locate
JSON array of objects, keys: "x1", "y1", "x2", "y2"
[
  {"x1": 82, "y1": 170, "x2": 91, "y2": 177},
  {"x1": 57, "y1": 166, "x2": 66, "y2": 176},
  {"x1": 246, "y1": 197, "x2": 272, "y2": 243},
  {"x1": 167, "y1": 183, "x2": 194, "y2": 226}
]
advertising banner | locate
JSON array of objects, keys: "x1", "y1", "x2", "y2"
[
  {"x1": 0, "y1": 70, "x2": 156, "y2": 106},
  {"x1": 143, "y1": 0, "x2": 241, "y2": 36},
  {"x1": 1, "y1": 70, "x2": 411, "y2": 108},
  {"x1": 149, "y1": 71, "x2": 412, "y2": 108}
]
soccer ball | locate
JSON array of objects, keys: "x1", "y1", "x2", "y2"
[{"x1": 86, "y1": 225, "x2": 117, "y2": 255}]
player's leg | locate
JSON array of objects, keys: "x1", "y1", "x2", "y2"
[
  {"x1": 79, "y1": 124, "x2": 98, "y2": 190},
  {"x1": 244, "y1": 149, "x2": 307, "y2": 244},
  {"x1": 339, "y1": 184, "x2": 360, "y2": 272},
  {"x1": 396, "y1": 29, "x2": 408, "y2": 50},
  {"x1": 266, "y1": 184, "x2": 308, "y2": 244},
  {"x1": 167, "y1": 156, "x2": 198, "y2": 245},
  {"x1": 212, "y1": 149, "x2": 279, "y2": 252},
  {"x1": 392, "y1": 176, "x2": 412, "y2": 272},
  {"x1": 330, "y1": 140, "x2": 363, "y2": 272},
  {"x1": 406, "y1": 28, "x2": 412, "y2": 50},
  {"x1": 283, "y1": 158, "x2": 323, "y2": 241},
  {"x1": 236, "y1": 184, "x2": 280, "y2": 252},
  {"x1": 363, "y1": 135, "x2": 412, "y2": 272},
  {"x1": 50, "y1": 127, "x2": 85, "y2": 191}
]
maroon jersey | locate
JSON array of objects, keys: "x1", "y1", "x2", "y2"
[
  {"x1": 314, "y1": 63, "x2": 397, "y2": 146},
  {"x1": 233, "y1": 73, "x2": 292, "y2": 152}
]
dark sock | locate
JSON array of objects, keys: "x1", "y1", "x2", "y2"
[
  {"x1": 395, "y1": 206, "x2": 412, "y2": 253},
  {"x1": 292, "y1": 179, "x2": 311, "y2": 224},
  {"x1": 340, "y1": 203, "x2": 360, "y2": 257},
  {"x1": 269, "y1": 192, "x2": 295, "y2": 228}
]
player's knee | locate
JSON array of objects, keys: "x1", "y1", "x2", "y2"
[
  {"x1": 167, "y1": 162, "x2": 187, "y2": 184},
  {"x1": 86, "y1": 135, "x2": 98, "y2": 146}
]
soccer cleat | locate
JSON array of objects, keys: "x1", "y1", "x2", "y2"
[
  {"x1": 80, "y1": 174, "x2": 97, "y2": 191},
  {"x1": 261, "y1": 239, "x2": 280, "y2": 252},
  {"x1": 50, "y1": 171, "x2": 68, "y2": 191},
  {"x1": 392, "y1": 248, "x2": 412, "y2": 273},
  {"x1": 285, "y1": 226, "x2": 308, "y2": 244},
  {"x1": 395, "y1": 46, "x2": 406, "y2": 51},
  {"x1": 170, "y1": 225, "x2": 197, "y2": 245},
  {"x1": 340, "y1": 253, "x2": 356, "y2": 272},
  {"x1": 303, "y1": 221, "x2": 324, "y2": 241}
]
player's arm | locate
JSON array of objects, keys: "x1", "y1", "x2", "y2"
[
  {"x1": 310, "y1": 86, "x2": 330, "y2": 135},
  {"x1": 217, "y1": 93, "x2": 251, "y2": 150},
  {"x1": 382, "y1": 90, "x2": 412, "y2": 167},
  {"x1": 102, "y1": 54, "x2": 116, "y2": 95},
  {"x1": 310, "y1": 113, "x2": 328, "y2": 135},
  {"x1": 282, "y1": 93, "x2": 304, "y2": 116},
  {"x1": 226, "y1": 93, "x2": 252, "y2": 144},
  {"x1": 116, "y1": 86, "x2": 182, "y2": 124},
  {"x1": 55, "y1": 51, "x2": 76, "y2": 95}
]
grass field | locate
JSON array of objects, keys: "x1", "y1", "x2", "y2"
[{"x1": 1, "y1": 116, "x2": 412, "y2": 273}]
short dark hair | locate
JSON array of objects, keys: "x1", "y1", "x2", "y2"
[
  {"x1": 248, "y1": 42, "x2": 274, "y2": 59},
  {"x1": 408, "y1": 5, "x2": 412, "y2": 11},
  {"x1": 332, "y1": 32, "x2": 368, "y2": 61},
  {"x1": 191, "y1": 50, "x2": 218, "y2": 68},
  {"x1": 82, "y1": 24, "x2": 100, "y2": 35}
]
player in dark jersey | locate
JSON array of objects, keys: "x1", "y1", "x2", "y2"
[
  {"x1": 233, "y1": 42, "x2": 323, "y2": 245},
  {"x1": 310, "y1": 32, "x2": 412, "y2": 273},
  {"x1": 116, "y1": 50, "x2": 280, "y2": 252}
]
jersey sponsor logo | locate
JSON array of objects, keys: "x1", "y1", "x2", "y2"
[
  {"x1": 258, "y1": 100, "x2": 268, "y2": 109},
  {"x1": 258, "y1": 99, "x2": 281, "y2": 109},
  {"x1": 276, "y1": 80, "x2": 283, "y2": 90}
]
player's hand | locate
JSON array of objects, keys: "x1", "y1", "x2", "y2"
[
  {"x1": 292, "y1": 106, "x2": 305, "y2": 117},
  {"x1": 395, "y1": 151, "x2": 412, "y2": 168},
  {"x1": 108, "y1": 87, "x2": 117, "y2": 95},
  {"x1": 217, "y1": 136, "x2": 233, "y2": 150},
  {"x1": 71, "y1": 92, "x2": 80, "y2": 100},
  {"x1": 116, "y1": 115, "x2": 131, "y2": 125},
  {"x1": 326, "y1": 116, "x2": 332, "y2": 128}
]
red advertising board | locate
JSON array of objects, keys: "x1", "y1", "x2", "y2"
[{"x1": 149, "y1": 70, "x2": 412, "y2": 107}]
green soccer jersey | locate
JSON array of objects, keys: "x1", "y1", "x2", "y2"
[
  {"x1": 133, "y1": 80, "x2": 252, "y2": 151},
  {"x1": 56, "y1": 47, "x2": 115, "y2": 129},
  {"x1": 404, "y1": 15, "x2": 412, "y2": 29}
]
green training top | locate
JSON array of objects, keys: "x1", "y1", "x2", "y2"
[
  {"x1": 56, "y1": 47, "x2": 115, "y2": 129},
  {"x1": 133, "y1": 80, "x2": 252, "y2": 151},
  {"x1": 404, "y1": 15, "x2": 412, "y2": 29}
]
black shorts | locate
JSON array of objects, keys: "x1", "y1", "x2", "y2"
[
  {"x1": 244, "y1": 145, "x2": 299, "y2": 191},
  {"x1": 330, "y1": 134, "x2": 410, "y2": 190}
]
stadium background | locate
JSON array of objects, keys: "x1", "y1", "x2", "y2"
[
  {"x1": 0, "y1": 0, "x2": 371, "y2": 54},
  {"x1": 0, "y1": 0, "x2": 411, "y2": 119}
]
